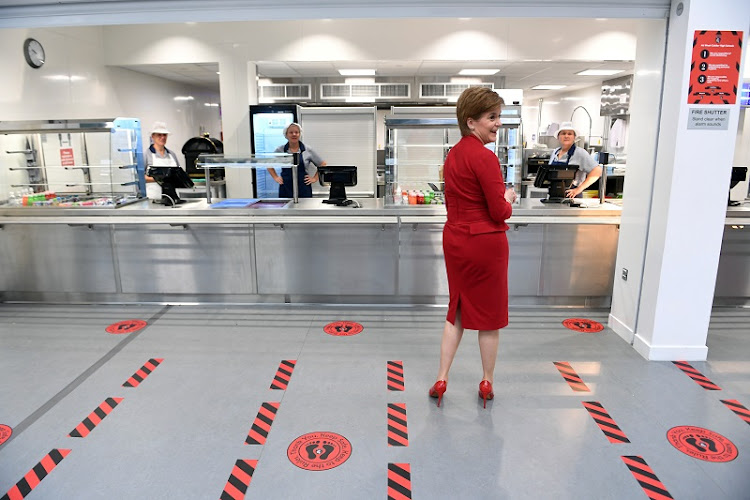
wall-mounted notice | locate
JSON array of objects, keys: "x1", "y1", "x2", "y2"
[
  {"x1": 687, "y1": 108, "x2": 730, "y2": 130},
  {"x1": 688, "y1": 30, "x2": 743, "y2": 104}
]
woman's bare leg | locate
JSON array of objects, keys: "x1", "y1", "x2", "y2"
[
  {"x1": 477, "y1": 329, "x2": 499, "y2": 383},
  {"x1": 436, "y1": 311, "x2": 464, "y2": 381}
]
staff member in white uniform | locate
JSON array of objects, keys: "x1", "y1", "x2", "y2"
[
  {"x1": 144, "y1": 122, "x2": 181, "y2": 200},
  {"x1": 549, "y1": 122, "x2": 602, "y2": 198}
]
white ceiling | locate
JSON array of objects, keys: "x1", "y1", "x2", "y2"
[{"x1": 122, "y1": 59, "x2": 635, "y2": 101}]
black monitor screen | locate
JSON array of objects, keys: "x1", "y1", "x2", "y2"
[
  {"x1": 534, "y1": 163, "x2": 578, "y2": 203},
  {"x1": 148, "y1": 166, "x2": 194, "y2": 205},
  {"x1": 317, "y1": 165, "x2": 357, "y2": 206}
]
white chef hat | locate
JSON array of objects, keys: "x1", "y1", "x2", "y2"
[
  {"x1": 557, "y1": 121, "x2": 577, "y2": 137},
  {"x1": 283, "y1": 122, "x2": 302, "y2": 138},
  {"x1": 150, "y1": 121, "x2": 170, "y2": 135}
]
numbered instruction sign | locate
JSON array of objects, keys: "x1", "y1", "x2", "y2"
[{"x1": 688, "y1": 30, "x2": 743, "y2": 105}]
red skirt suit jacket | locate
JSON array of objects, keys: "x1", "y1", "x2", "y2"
[{"x1": 443, "y1": 134, "x2": 513, "y2": 330}]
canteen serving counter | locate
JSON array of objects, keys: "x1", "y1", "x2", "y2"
[{"x1": 0, "y1": 198, "x2": 747, "y2": 305}]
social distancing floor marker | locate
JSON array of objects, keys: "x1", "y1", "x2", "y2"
[
  {"x1": 387, "y1": 403, "x2": 409, "y2": 447},
  {"x1": 245, "y1": 402, "x2": 280, "y2": 445},
  {"x1": 553, "y1": 361, "x2": 590, "y2": 392},
  {"x1": 123, "y1": 358, "x2": 163, "y2": 388},
  {"x1": 721, "y1": 399, "x2": 750, "y2": 426},
  {"x1": 387, "y1": 361, "x2": 405, "y2": 391},
  {"x1": 287, "y1": 432, "x2": 352, "y2": 471},
  {"x1": 270, "y1": 360, "x2": 297, "y2": 390},
  {"x1": 219, "y1": 459, "x2": 257, "y2": 500},
  {"x1": 621, "y1": 456, "x2": 674, "y2": 500},
  {"x1": 388, "y1": 463, "x2": 412, "y2": 500},
  {"x1": 672, "y1": 361, "x2": 721, "y2": 390},
  {"x1": 105, "y1": 319, "x2": 147, "y2": 334},
  {"x1": 323, "y1": 321, "x2": 363, "y2": 336},
  {"x1": 562, "y1": 318, "x2": 604, "y2": 333},
  {"x1": 582, "y1": 401, "x2": 630, "y2": 443},
  {"x1": 68, "y1": 397, "x2": 123, "y2": 438},
  {"x1": 1, "y1": 449, "x2": 71, "y2": 500},
  {"x1": 0, "y1": 425, "x2": 11, "y2": 446},
  {"x1": 666, "y1": 426, "x2": 738, "y2": 463}
]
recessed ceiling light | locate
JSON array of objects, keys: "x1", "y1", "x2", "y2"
[
  {"x1": 576, "y1": 69, "x2": 624, "y2": 76},
  {"x1": 339, "y1": 69, "x2": 376, "y2": 76},
  {"x1": 459, "y1": 69, "x2": 499, "y2": 76},
  {"x1": 532, "y1": 85, "x2": 566, "y2": 90}
]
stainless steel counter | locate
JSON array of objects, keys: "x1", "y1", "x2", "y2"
[{"x1": 0, "y1": 198, "x2": 747, "y2": 305}]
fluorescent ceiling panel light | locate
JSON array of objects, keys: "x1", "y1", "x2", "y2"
[
  {"x1": 339, "y1": 69, "x2": 375, "y2": 76},
  {"x1": 459, "y1": 69, "x2": 499, "y2": 76},
  {"x1": 576, "y1": 69, "x2": 624, "y2": 76},
  {"x1": 532, "y1": 85, "x2": 566, "y2": 90},
  {"x1": 173, "y1": 96, "x2": 194, "y2": 101}
]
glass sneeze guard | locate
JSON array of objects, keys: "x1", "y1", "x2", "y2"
[{"x1": 196, "y1": 153, "x2": 296, "y2": 204}]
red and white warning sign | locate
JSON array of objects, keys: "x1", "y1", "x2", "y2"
[
  {"x1": 562, "y1": 318, "x2": 604, "y2": 333},
  {"x1": 688, "y1": 30, "x2": 743, "y2": 104},
  {"x1": 667, "y1": 425, "x2": 738, "y2": 462},
  {"x1": 287, "y1": 432, "x2": 352, "y2": 471},
  {"x1": 60, "y1": 148, "x2": 75, "y2": 167},
  {"x1": 323, "y1": 321, "x2": 363, "y2": 336},
  {"x1": 105, "y1": 319, "x2": 147, "y2": 334},
  {"x1": 0, "y1": 424, "x2": 12, "y2": 445}
]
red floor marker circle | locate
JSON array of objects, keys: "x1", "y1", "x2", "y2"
[
  {"x1": 287, "y1": 432, "x2": 352, "y2": 470},
  {"x1": 0, "y1": 424, "x2": 12, "y2": 445},
  {"x1": 323, "y1": 321, "x2": 363, "y2": 336},
  {"x1": 667, "y1": 426, "x2": 738, "y2": 462},
  {"x1": 105, "y1": 319, "x2": 147, "y2": 334},
  {"x1": 562, "y1": 318, "x2": 604, "y2": 333}
]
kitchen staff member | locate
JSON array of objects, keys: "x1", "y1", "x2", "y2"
[
  {"x1": 144, "y1": 121, "x2": 181, "y2": 200},
  {"x1": 268, "y1": 122, "x2": 326, "y2": 198},
  {"x1": 549, "y1": 121, "x2": 602, "y2": 198}
]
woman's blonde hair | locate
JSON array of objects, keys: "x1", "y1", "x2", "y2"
[{"x1": 456, "y1": 87, "x2": 504, "y2": 137}]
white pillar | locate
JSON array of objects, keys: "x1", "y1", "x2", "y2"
[
  {"x1": 608, "y1": 19, "x2": 669, "y2": 344},
  {"x1": 218, "y1": 56, "x2": 257, "y2": 198},
  {"x1": 611, "y1": 0, "x2": 749, "y2": 360}
]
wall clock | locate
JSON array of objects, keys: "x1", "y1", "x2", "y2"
[{"x1": 23, "y1": 38, "x2": 45, "y2": 68}]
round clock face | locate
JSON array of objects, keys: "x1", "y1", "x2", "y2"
[{"x1": 24, "y1": 38, "x2": 45, "y2": 68}]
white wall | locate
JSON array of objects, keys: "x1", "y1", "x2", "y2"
[{"x1": 0, "y1": 28, "x2": 221, "y2": 167}]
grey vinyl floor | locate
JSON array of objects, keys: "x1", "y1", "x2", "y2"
[{"x1": 0, "y1": 303, "x2": 749, "y2": 500}]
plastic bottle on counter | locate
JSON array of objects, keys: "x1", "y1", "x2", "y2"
[
  {"x1": 408, "y1": 191, "x2": 417, "y2": 205},
  {"x1": 417, "y1": 191, "x2": 424, "y2": 204}
]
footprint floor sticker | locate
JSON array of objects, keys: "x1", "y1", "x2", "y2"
[{"x1": 287, "y1": 431, "x2": 352, "y2": 470}]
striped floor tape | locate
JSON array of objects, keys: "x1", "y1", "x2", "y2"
[
  {"x1": 270, "y1": 360, "x2": 297, "y2": 390},
  {"x1": 553, "y1": 361, "x2": 591, "y2": 392},
  {"x1": 220, "y1": 459, "x2": 257, "y2": 500},
  {"x1": 1, "y1": 449, "x2": 71, "y2": 500},
  {"x1": 123, "y1": 358, "x2": 163, "y2": 388},
  {"x1": 387, "y1": 403, "x2": 409, "y2": 447},
  {"x1": 721, "y1": 399, "x2": 750, "y2": 426},
  {"x1": 621, "y1": 456, "x2": 673, "y2": 500},
  {"x1": 245, "y1": 402, "x2": 280, "y2": 445},
  {"x1": 672, "y1": 361, "x2": 721, "y2": 390},
  {"x1": 68, "y1": 397, "x2": 123, "y2": 438},
  {"x1": 387, "y1": 361, "x2": 405, "y2": 391},
  {"x1": 582, "y1": 401, "x2": 630, "y2": 443},
  {"x1": 388, "y1": 463, "x2": 412, "y2": 500}
]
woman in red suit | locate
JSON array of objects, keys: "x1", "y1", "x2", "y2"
[{"x1": 429, "y1": 87, "x2": 517, "y2": 408}]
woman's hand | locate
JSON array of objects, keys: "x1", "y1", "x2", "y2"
[
  {"x1": 304, "y1": 173, "x2": 319, "y2": 185},
  {"x1": 273, "y1": 176, "x2": 284, "y2": 185},
  {"x1": 504, "y1": 188, "x2": 517, "y2": 204},
  {"x1": 565, "y1": 186, "x2": 582, "y2": 198}
]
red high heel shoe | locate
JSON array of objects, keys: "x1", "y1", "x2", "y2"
[
  {"x1": 479, "y1": 380, "x2": 494, "y2": 408},
  {"x1": 429, "y1": 380, "x2": 447, "y2": 407}
]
